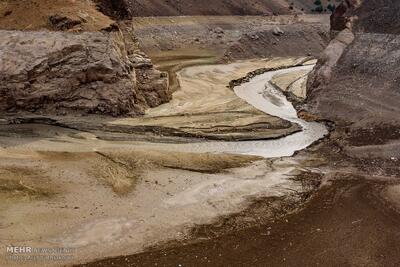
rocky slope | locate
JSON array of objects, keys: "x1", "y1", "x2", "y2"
[
  {"x1": 353, "y1": 0, "x2": 400, "y2": 34},
  {"x1": 224, "y1": 23, "x2": 329, "y2": 60},
  {"x1": 0, "y1": 0, "x2": 170, "y2": 116},
  {"x1": 0, "y1": 30, "x2": 169, "y2": 116},
  {"x1": 96, "y1": 0, "x2": 291, "y2": 18},
  {"x1": 131, "y1": 16, "x2": 329, "y2": 60},
  {"x1": 95, "y1": 0, "x2": 338, "y2": 18},
  {"x1": 306, "y1": 0, "x2": 400, "y2": 159}
]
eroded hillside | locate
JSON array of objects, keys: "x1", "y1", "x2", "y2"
[
  {"x1": 95, "y1": 0, "x2": 340, "y2": 18},
  {"x1": 0, "y1": 0, "x2": 170, "y2": 116},
  {"x1": 307, "y1": 0, "x2": 400, "y2": 152}
]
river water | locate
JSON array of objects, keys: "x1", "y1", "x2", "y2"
[
  {"x1": 2, "y1": 64, "x2": 327, "y2": 159},
  {"x1": 170, "y1": 65, "x2": 328, "y2": 158}
]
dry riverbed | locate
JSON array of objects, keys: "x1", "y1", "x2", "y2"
[{"x1": 1, "y1": 57, "x2": 326, "y2": 266}]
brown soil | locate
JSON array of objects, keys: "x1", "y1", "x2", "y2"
[
  {"x1": 345, "y1": 124, "x2": 400, "y2": 147},
  {"x1": 0, "y1": 0, "x2": 114, "y2": 31},
  {"x1": 78, "y1": 177, "x2": 400, "y2": 267},
  {"x1": 95, "y1": 0, "x2": 338, "y2": 19},
  {"x1": 0, "y1": 167, "x2": 55, "y2": 200},
  {"x1": 132, "y1": 15, "x2": 330, "y2": 62},
  {"x1": 96, "y1": 0, "x2": 292, "y2": 19},
  {"x1": 224, "y1": 24, "x2": 329, "y2": 60},
  {"x1": 354, "y1": 0, "x2": 400, "y2": 34}
]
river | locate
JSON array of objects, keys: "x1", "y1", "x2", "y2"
[{"x1": 165, "y1": 64, "x2": 328, "y2": 158}]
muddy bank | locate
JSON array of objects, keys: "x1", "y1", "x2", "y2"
[
  {"x1": 74, "y1": 5, "x2": 400, "y2": 265},
  {"x1": 306, "y1": 0, "x2": 400, "y2": 168},
  {"x1": 0, "y1": 59, "x2": 328, "y2": 267},
  {"x1": 1, "y1": 58, "x2": 313, "y2": 143},
  {"x1": 82, "y1": 178, "x2": 400, "y2": 267}
]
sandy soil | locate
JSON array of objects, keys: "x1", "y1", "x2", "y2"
[
  {"x1": 0, "y1": 58, "x2": 327, "y2": 266},
  {"x1": 77, "y1": 122, "x2": 400, "y2": 267},
  {"x1": 0, "y1": 140, "x2": 325, "y2": 267},
  {"x1": 1, "y1": 57, "x2": 311, "y2": 143},
  {"x1": 112, "y1": 57, "x2": 313, "y2": 141},
  {"x1": 88, "y1": 178, "x2": 400, "y2": 267},
  {"x1": 270, "y1": 69, "x2": 310, "y2": 98}
]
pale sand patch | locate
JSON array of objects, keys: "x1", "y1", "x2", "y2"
[
  {"x1": 0, "y1": 149, "x2": 307, "y2": 267},
  {"x1": 270, "y1": 69, "x2": 310, "y2": 98},
  {"x1": 109, "y1": 57, "x2": 310, "y2": 140},
  {"x1": 384, "y1": 184, "x2": 400, "y2": 211}
]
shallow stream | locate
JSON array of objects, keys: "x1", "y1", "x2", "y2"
[{"x1": 169, "y1": 64, "x2": 328, "y2": 158}]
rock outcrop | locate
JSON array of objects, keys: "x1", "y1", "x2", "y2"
[
  {"x1": 307, "y1": 0, "x2": 360, "y2": 90},
  {"x1": 0, "y1": 30, "x2": 169, "y2": 116},
  {"x1": 118, "y1": 22, "x2": 170, "y2": 109},
  {"x1": 330, "y1": 0, "x2": 360, "y2": 32},
  {"x1": 305, "y1": 0, "x2": 400, "y2": 158}
]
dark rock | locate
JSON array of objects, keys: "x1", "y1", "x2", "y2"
[
  {"x1": 330, "y1": 0, "x2": 357, "y2": 32},
  {"x1": 48, "y1": 14, "x2": 82, "y2": 31},
  {"x1": 3, "y1": 10, "x2": 12, "y2": 17},
  {"x1": 101, "y1": 23, "x2": 120, "y2": 32},
  {"x1": 214, "y1": 27, "x2": 224, "y2": 34}
]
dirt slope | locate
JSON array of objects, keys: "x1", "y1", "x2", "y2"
[
  {"x1": 0, "y1": 0, "x2": 114, "y2": 31},
  {"x1": 96, "y1": 0, "x2": 290, "y2": 18},
  {"x1": 307, "y1": 0, "x2": 400, "y2": 135},
  {"x1": 224, "y1": 23, "x2": 329, "y2": 60},
  {"x1": 95, "y1": 0, "x2": 339, "y2": 18},
  {"x1": 79, "y1": 179, "x2": 400, "y2": 267},
  {"x1": 131, "y1": 15, "x2": 329, "y2": 60},
  {"x1": 354, "y1": 0, "x2": 400, "y2": 34},
  {"x1": 305, "y1": 0, "x2": 400, "y2": 171}
]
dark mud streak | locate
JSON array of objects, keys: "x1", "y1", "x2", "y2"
[
  {"x1": 76, "y1": 179, "x2": 400, "y2": 267},
  {"x1": 4, "y1": 120, "x2": 298, "y2": 142},
  {"x1": 227, "y1": 57, "x2": 314, "y2": 89}
]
